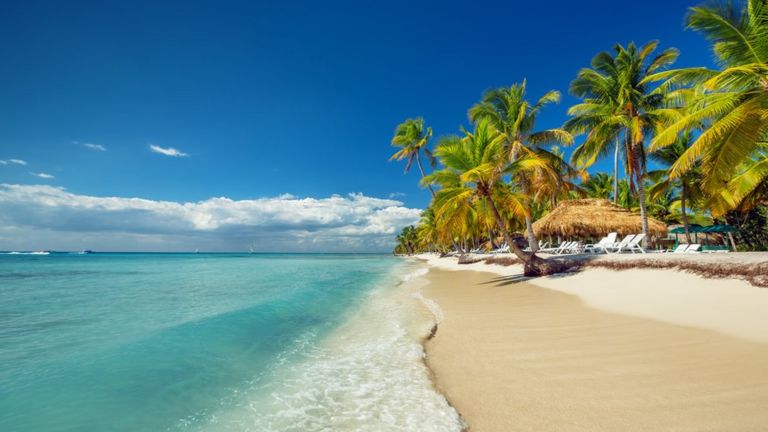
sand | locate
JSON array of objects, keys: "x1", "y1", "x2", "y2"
[{"x1": 414, "y1": 256, "x2": 768, "y2": 431}]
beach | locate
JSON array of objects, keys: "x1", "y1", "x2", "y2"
[{"x1": 413, "y1": 253, "x2": 768, "y2": 431}]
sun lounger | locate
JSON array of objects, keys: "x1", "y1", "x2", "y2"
[
  {"x1": 605, "y1": 234, "x2": 635, "y2": 253},
  {"x1": 611, "y1": 233, "x2": 645, "y2": 253},
  {"x1": 685, "y1": 244, "x2": 701, "y2": 253},
  {"x1": 491, "y1": 244, "x2": 509, "y2": 254},
  {"x1": 562, "y1": 241, "x2": 584, "y2": 254},
  {"x1": 670, "y1": 244, "x2": 689, "y2": 253},
  {"x1": 524, "y1": 240, "x2": 550, "y2": 252},
  {"x1": 584, "y1": 232, "x2": 617, "y2": 254},
  {"x1": 627, "y1": 233, "x2": 646, "y2": 253},
  {"x1": 540, "y1": 241, "x2": 571, "y2": 254},
  {"x1": 555, "y1": 241, "x2": 583, "y2": 255}
]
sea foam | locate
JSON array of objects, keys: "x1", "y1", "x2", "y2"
[{"x1": 197, "y1": 263, "x2": 463, "y2": 432}]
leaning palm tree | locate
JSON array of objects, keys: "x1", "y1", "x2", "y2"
[
  {"x1": 565, "y1": 41, "x2": 680, "y2": 247},
  {"x1": 423, "y1": 119, "x2": 564, "y2": 276},
  {"x1": 468, "y1": 81, "x2": 573, "y2": 251},
  {"x1": 390, "y1": 118, "x2": 437, "y2": 197},
  {"x1": 648, "y1": 0, "x2": 768, "y2": 208}
]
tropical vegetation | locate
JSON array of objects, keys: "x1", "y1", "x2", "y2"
[{"x1": 392, "y1": 0, "x2": 767, "y2": 265}]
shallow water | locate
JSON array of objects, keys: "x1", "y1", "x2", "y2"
[{"x1": 0, "y1": 253, "x2": 461, "y2": 431}]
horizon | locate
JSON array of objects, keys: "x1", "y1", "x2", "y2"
[{"x1": 0, "y1": 0, "x2": 715, "y2": 252}]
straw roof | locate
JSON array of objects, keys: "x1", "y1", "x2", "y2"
[{"x1": 532, "y1": 199, "x2": 667, "y2": 239}]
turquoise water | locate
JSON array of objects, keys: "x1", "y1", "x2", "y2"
[{"x1": 0, "y1": 253, "x2": 462, "y2": 432}]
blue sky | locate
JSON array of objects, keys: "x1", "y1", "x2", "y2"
[{"x1": 0, "y1": 0, "x2": 716, "y2": 251}]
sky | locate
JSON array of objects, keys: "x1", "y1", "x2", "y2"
[{"x1": 0, "y1": 0, "x2": 716, "y2": 252}]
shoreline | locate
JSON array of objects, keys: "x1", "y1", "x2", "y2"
[{"x1": 412, "y1": 253, "x2": 768, "y2": 431}]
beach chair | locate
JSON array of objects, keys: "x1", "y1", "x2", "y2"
[
  {"x1": 685, "y1": 244, "x2": 701, "y2": 253},
  {"x1": 618, "y1": 233, "x2": 646, "y2": 253},
  {"x1": 670, "y1": 244, "x2": 689, "y2": 253},
  {"x1": 584, "y1": 232, "x2": 617, "y2": 254},
  {"x1": 562, "y1": 241, "x2": 585, "y2": 255},
  {"x1": 539, "y1": 243, "x2": 562, "y2": 253},
  {"x1": 555, "y1": 241, "x2": 579, "y2": 254},
  {"x1": 524, "y1": 239, "x2": 549, "y2": 253},
  {"x1": 491, "y1": 243, "x2": 509, "y2": 254},
  {"x1": 605, "y1": 234, "x2": 635, "y2": 253}
]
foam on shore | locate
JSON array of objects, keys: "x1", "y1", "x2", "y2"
[{"x1": 196, "y1": 262, "x2": 464, "y2": 432}]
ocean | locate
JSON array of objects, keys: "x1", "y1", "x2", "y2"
[{"x1": 0, "y1": 253, "x2": 462, "y2": 432}]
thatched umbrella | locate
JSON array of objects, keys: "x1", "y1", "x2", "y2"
[{"x1": 533, "y1": 199, "x2": 667, "y2": 240}]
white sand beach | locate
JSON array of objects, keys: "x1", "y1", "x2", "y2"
[{"x1": 412, "y1": 253, "x2": 768, "y2": 431}]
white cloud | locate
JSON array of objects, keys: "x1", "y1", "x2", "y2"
[
  {"x1": 0, "y1": 184, "x2": 422, "y2": 252},
  {"x1": 30, "y1": 172, "x2": 55, "y2": 179},
  {"x1": 0, "y1": 160, "x2": 6, "y2": 165},
  {"x1": 3, "y1": 159, "x2": 27, "y2": 165},
  {"x1": 149, "y1": 144, "x2": 188, "y2": 157},
  {"x1": 82, "y1": 142, "x2": 107, "y2": 151},
  {"x1": 388, "y1": 192, "x2": 406, "y2": 198}
]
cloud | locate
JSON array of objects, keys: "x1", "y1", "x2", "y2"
[
  {"x1": 30, "y1": 172, "x2": 55, "y2": 179},
  {"x1": 149, "y1": 145, "x2": 188, "y2": 157},
  {"x1": 0, "y1": 184, "x2": 422, "y2": 252},
  {"x1": 0, "y1": 160, "x2": 5, "y2": 165},
  {"x1": 388, "y1": 192, "x2": 406, "y2": 198},
  {"x1": 0, "y1": 159, "x2": 27, "y2": 165},
  {"x1": 82, "y1": 142, "x2": 107, "y2": 151}
]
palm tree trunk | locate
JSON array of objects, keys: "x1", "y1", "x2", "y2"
[
  {"x1": 613, "y1": 138, "x2": 620, "y2": 204},
  {"x1": 525, "y1": 214, "x2": 538, "y2": 252},
  {"x1": 482, "y1": 192, "x2": 565, "y2": 276},
  {"x1": 483, "y1": 194, "x2": 530, "y2": 263},
  {"x1": 632, "y1": 142, "x2": 650, "y2": 249},
  {"x1": 488, "y1": 228, "x2": 496, "y2": 250},
  {"x1": 680, "y1": 182, "x2": 693, "y2": 244},
  {"x1": 522, "y1": 181, "x2": 538, "y2": 252},
  {"x1": 415, "y1": 153, "x2": 436, "y2": 197}
]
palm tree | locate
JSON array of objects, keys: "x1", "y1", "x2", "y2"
[
  {"x1": 423, "y1": 119, "x2": 564, "y2": 276},
  {"x1": 721, "y1": 144, "x2": 768, "y2": 212},
  {"x1": 415, "y1": 208, "x2": 441, "y2": 252},
  {"x1": 390, "y1": 118, "x2": 437, "y2": 197},
  {"x1": 565, "y1": 41, "x2": 679, "y2": 247},
  {"x1": 648, "y1": 131, "x2": 703, "y2": 243},
  {"x1": 468, "y1": 81, "x2": 573, "y2": 251},
  {"x1": 617, "y1": 179, "x2": 639, "y2": 209},
  {"x1": 394, "y1": 225, "x2": 419, "y2": 255},
  {"x1": 529, "y1": 146, "x2": 585, "y2": 208},
  {"x1": 648, "y1": 0, "x2": 768, "y2": 209},
  {"x1": 582, "y1": 172, "x2": 615, "y2": 199},
  {"x1": 566, "y1": 51, "x2": 625, "y2": 204}
]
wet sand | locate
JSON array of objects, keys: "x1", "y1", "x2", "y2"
[{"x1": 421, "y1": 268, "x2": 768, "y2": 431}]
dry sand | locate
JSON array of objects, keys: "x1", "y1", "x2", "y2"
[{"x1": 415, "y1": 256, "x2": 768, "y2": 431}]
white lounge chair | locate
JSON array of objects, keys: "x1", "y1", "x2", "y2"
[
  {"x1": 491, "y1": 243, "x2": 509, "y2": 254},
  {"x1": 525, "y1": 239, "x2": 549, "y2": 252},
  {"x1": 685, "y1": 244, "x2": 701, "y2": 253},
  {"x1": 670, "y1": 244, "x2": 689, "y2": 253},
  {"x1": 584, "y1": 232, "x2": 617, "y2": 254},
  {"x1": 605, "y1": 234, "x2": 635, "y2": 253},
  {"x1": 561, "y1": 241, "x2": 584, "y2": 255},
  {"x1": 556, "y1": 241, "x2": 581, "y2": 254},
  {"x1": 541, "y1": 241, "x2": 570, "y2": 254},
  {"x1": 539, "y1": 243, "x2": 561, "y2": 253},
  {"x1": 617, "y1": 233, "x2": 646, "y2": 253}
]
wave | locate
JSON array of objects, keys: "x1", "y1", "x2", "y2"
[
  {"x1": 192, "y1": 263, "x2": 463, "y2": 432},
  {"x1": 2, "y1": 251, "x2": 50, "y2": 255}
]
